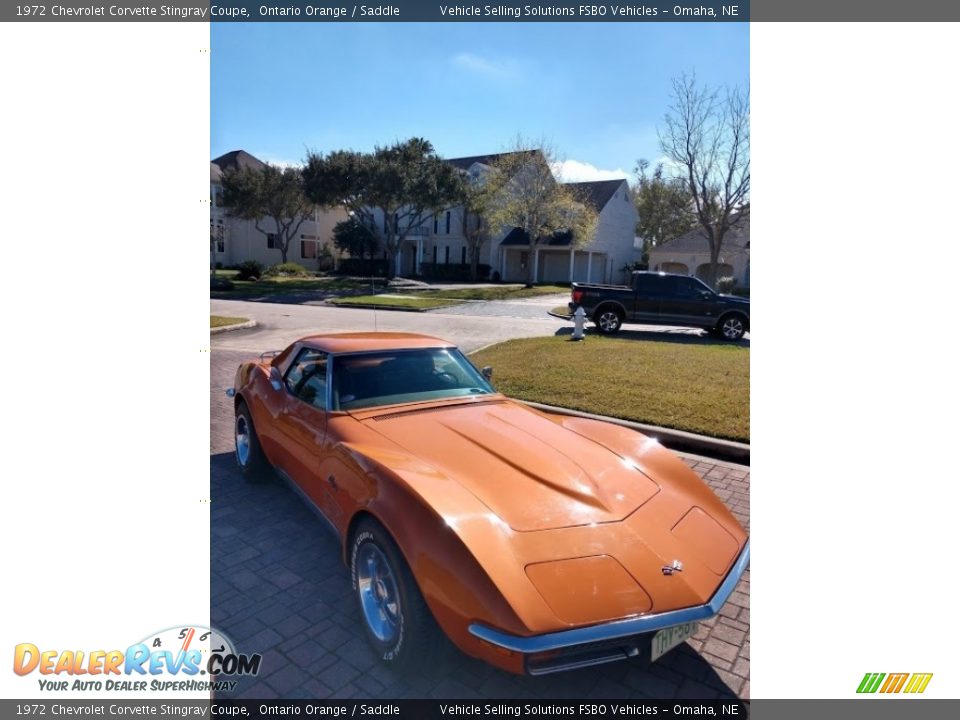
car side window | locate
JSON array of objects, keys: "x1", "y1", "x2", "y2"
[{"x1": 284, "y1": 349, "x2": 328, "y2": 410}]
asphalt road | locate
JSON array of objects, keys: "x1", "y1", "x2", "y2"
[
  {"x1": 209, "y1": 299, "x2": 750, "y2": 699},
  {"x1": 211, "y1": 297, "x2": 570, "y2": 354}
]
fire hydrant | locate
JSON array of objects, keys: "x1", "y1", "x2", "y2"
[{"x1": 571, "y1": 306, "x2": 586, "y2": 341}]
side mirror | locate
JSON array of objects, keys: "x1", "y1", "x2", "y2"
[
  {"x1": 481, "y1": 366, "x2": 493, "y2": 382},
  {"x1": 269, "y1": 367, "x2": 283, "y2": 392}
]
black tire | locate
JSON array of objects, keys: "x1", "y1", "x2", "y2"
[
  {"x1": 594, "y1": 306, "x2": 624, "y2": 334},
  {"x1": 350, "y1": 519, "x2": 441, "y2": 669},
  {"x1": 716, "y1": 314, "x2": 747, "y2": 341},
  {"x1": 234, "y1": 401, "x2": 269, "y2": 482}
]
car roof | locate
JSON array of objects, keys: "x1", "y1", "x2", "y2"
[{"x1": 297, "y1": 332, "x2": 456, "y2": 354}]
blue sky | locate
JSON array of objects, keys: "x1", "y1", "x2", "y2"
[{"x1": 211, "y1": 23, "x2": 748, "y2": 181}]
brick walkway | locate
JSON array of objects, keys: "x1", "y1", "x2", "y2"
[{"x1": 211, "y1": 349, "x2": 750, "y2": 700}]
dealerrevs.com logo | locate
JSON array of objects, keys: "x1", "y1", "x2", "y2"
[
  {"x1": 857, "y1": 672, "x2": 933, "y2": 694},
  {"x1": 13, "y1": 625, "x2": 262, "y2": 693}
]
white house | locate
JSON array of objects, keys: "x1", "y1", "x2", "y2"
[
  {"x1": 378, "y1": 152, "x2": 638, "y2": 284},
  {"x1": 647, "y1": 217, "x2": 750, "y2": 288},
  {"x1": 210, "y1": 150, "x2": 347, "y2": 269}
]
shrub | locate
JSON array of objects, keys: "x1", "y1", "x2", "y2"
[
  {"x1": 210, "y1": 276, "x2": 234, "y2": 291},
  {"x1": 731, "y1": 286, "x2": 750, "y2": 298},
  {"x1": 236, "y1": 260, "x2": 263, "y2": 281},
  {"x1": 336, "y1": 258, "x2": 389, "y2": 277},
  {"x1": 717, "y1": 276, "x2": 738, "y2": 294},
  {"x1": 264, "y1": 262, "x2": 311, "y2": 278},
  {"x1": 419, "y1": 263, "x2": 492, "y2": 281}
]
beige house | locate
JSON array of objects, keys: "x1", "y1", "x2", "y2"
[
  {"x1": 647, "y1": 218, "x2": 750, "y2": 288},
  {"x1": 210, "y1": 150, "x2": 347, "y2": 269}
]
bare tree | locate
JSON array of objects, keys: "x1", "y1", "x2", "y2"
[
  {"x1": 659, "y1": 73, "x2": 749, "y2": 288},
  {"x1": 483, "y1": 138, "x2": 598, "y2": 287}
]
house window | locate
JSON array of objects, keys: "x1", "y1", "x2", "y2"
[
  {"x1": 301, "y1": 235, "x2": 318, "y2": 259},
  {"x1": 445, "y1": 211, "x2": 451, "y2": 234},
  {"x1": 433, "y1": 215, "x2": 438, "y2": 234},
  {"x1": 445, "y1": 246, "x2": 450, "y2": 265},
  {"x1": 267, "y1": 233, "x2": 278, "y2": 249},
  {"x1": 432, "y1": 246, "x2": 437, "y2": 264},
  {"x1": 461, "y1": 247, "x2": 466, "y2": 264}
]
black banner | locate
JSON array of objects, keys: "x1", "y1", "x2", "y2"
[{"x1": 6, "y1": 0, "x2": 960, "y2": 22}]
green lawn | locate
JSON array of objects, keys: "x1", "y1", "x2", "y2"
[
  {"x1": 412, "y1": 284, "x2": 569, "y2": 301},
  {"x1": 210, "y1": 315, "x2": 249, "y2": 328},
  {"x1": 328, "y1": 295, "x2": 462, "y2": 310},
  {"x1": 470, "y1": 336, "x2": 749, "y2": 442}
]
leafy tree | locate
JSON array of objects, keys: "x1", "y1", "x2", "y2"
[
  {"x1": 482, "y1": 140, "x2": 598, "y2": 287},
  {"x1": 219, "y1": 163, "x2": 313, "y2": 264},
  {"x1": 332, "y1": 217, "x2": 380, "y2": 270},
  {"x1": 633, "y1": 159, "x2": 697, "y2": 252},
  {"x1": 659, "y1": 72, "x2": 750, "y2": 288},
  {"x1": 303, "y1": 138, "x2": 462, "y2": 279}
]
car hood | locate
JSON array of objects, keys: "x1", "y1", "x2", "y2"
[{"x1": 358, "y1": 400, "x2": 661, "y2": 532}]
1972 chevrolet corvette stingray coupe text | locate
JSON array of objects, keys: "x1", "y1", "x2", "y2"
[{"x1": 227, "y1": 332, "x2": 749, "y2": 675}]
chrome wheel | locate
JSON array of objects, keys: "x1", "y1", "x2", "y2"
[
  {"x1": 356, "y1": 544, "x2": 401, "y2": 644},
  {"x1": 235, "y1": 414, "x2": 251, "y2": 467},
  {"x1": 721, "y1": 316, "x2": 745, "y2": 340},
  {"x1": 597, "y1": 310, "x2": 621, "y2": 333}
]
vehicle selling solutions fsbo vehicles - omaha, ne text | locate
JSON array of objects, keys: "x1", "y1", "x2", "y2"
[{"x1": 226, "y1": 332, "x2": 749, "y2": 675}]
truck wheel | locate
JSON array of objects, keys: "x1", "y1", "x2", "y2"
[
  {"x1": 595, "y1": 308, "x2": 623, "y2": 334},
  {"x1": 717, "y1": 314, "x2": 747, "y2": 341}
]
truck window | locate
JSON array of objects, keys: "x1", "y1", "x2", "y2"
[
  {"x1": 635, "y1": 274, "x2": 669, "y2": 294},
  {"x1": 675, "y1": 277, "x2": 711, "y2": 298}
]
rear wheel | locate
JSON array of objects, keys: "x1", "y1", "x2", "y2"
[
  {"x1": 717, "y1": 314, "x2": 747, "y2": 341},
  {"x1": 235, "y1": 401, "x2": 269, "y2": 482},
  {"x1": 350, "y1": 520, "x2": 441, "y2": 669},
  {"x1": 594, "y1": 307, "x2": 623, "y2": 334}
]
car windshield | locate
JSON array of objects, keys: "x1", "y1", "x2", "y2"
[{"x1": 331, "y1": 348, "x2": 495, "y2": 411}]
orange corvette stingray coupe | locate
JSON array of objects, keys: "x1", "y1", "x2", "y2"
[{"x1": 226, "y1": 332, "x2": 749, "y2": 675}]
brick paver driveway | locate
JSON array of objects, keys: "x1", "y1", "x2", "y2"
[{"x1": 211, "y1": 348, "x2": 750, "y2": 700}]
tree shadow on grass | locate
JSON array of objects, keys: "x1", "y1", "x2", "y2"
[{"x1": 554, "y1": 325, "x2": 750, "y2": 349}]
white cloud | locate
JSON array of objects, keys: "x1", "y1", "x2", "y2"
[
  {"x1": 451, "y1": 53, "x2": 520, "y2": 81},
  {"x1": 258, "y1": 154, "x2": 302, "y2": 169},
  {"x1": 553, "y1": 159, "x2": 630, "y2": 183}
]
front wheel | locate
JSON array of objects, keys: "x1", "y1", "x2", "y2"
[
  {"x1": 235, "y1": 401, "x2": 269, "y2": 482},
  {"x1": 350, "y1": 520, "x2": 441, "y2": 668},
  {"x1": 717, "y1": 315, "x2": 747, "y2": 341},
  {"x1": 594, "y1": 308, "x2": 623, "y2": 334}
]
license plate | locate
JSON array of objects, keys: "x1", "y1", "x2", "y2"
[{"x1": 651, "y1": 621, "x2": 698, "y2": 662}]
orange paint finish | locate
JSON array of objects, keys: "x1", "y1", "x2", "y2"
[{"x1": 231, "y1": 333, "x2": 749, "y2": 674}]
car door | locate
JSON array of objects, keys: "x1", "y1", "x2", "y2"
[
  {"x1": 659, "y1": 276, "x2": 720, "y2": 327},
  {"x1": 273, "y1": 348, "x2": 337, "y2": 515},
  {"x1": 631, "y1": 273, "x2": 670, "y2": 322}
]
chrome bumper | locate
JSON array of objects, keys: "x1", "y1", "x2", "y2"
[{"x1": 468, "y1": 539, "x2": 750, "y2": 654}]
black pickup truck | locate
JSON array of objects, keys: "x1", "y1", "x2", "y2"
[{"x1": 569, "y1": 271, "x2": 750, "y2": 340}]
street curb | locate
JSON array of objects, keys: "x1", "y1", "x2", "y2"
[
  {"x1": 522, "y1": 400, "x2": 750, "y2": 466},
  {"x1": 210, "y1": 319, "x2": 257, "y2": 335}
]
